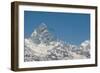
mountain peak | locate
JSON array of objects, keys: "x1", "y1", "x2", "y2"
[
  {"x1": 30, "y1": 23, "x2": 55, "y2": 45},
  {"x1": 38, "y1": 22, "x2": 47, "y2": 29},
  {"x1": 40, "y1": 22, "x2": 47, "y2": 26},
  {"x1": 81, "y1": 40, "x2": 90, "y2": 47},
  {"x1": 31, "y1": 23, "x2": 47, "y2": 37}
]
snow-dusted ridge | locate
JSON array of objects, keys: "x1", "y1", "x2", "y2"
[{"x1": 24, "y1": 23, "x2": 90, "y2": 62}]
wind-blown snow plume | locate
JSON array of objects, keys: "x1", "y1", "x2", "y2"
[{"x1": 24, "y1": 23, "x2": 90, "y2": 62}]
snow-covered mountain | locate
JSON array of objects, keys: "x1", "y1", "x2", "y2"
[{"x1": 24, "y1": 23, "x2": 90, "y2": 62}]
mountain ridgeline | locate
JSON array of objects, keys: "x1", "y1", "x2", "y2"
[{"x1": 24, "y1": 23, "x2": 90, "y2": 62}]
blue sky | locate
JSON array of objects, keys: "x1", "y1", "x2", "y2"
[{"x1": 24, "y1": 11, "x2": 90, "y2": 45}]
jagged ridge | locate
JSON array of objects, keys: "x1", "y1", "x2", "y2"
[{"x1": 24, "y1": 23, "x2": 90, "y2": 62}]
